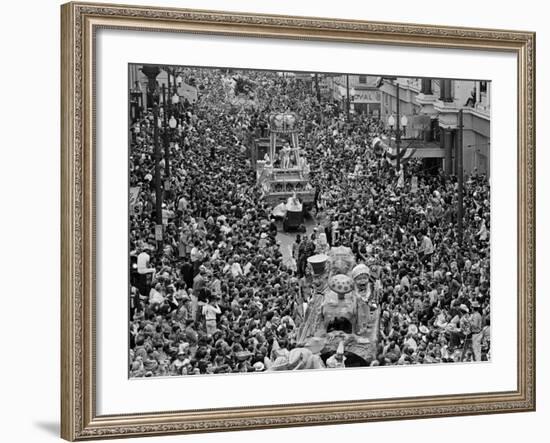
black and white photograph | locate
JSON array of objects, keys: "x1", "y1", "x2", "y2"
[{"x1": 128, "y1": 64, "x2": 491, "y2": 378}]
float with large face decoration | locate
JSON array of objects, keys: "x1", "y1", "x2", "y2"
[{"x1": 295, "y1": 247, "x2": 380, "y2": 367}]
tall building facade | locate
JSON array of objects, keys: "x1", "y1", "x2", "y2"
[
  {"x1": 328, "y1": 75, "x2": 422, "y2": 121},
  {"x1": 417, "y1": 78, "x2": 491, "y2": 176}
]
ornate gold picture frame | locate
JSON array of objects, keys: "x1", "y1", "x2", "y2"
[{"x1": 61, "y1": 1, "x2": 535, "y2": 440}]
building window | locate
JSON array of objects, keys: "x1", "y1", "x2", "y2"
[
  {"x1": 358, "y1": 75, "x2": 367, "y2": 84},
  {"x1": 480, "y1": 81, "x2": 488, "y2": 93},
  {"x1": 421, "y1": 78, "x2": 432, "y2": 95},
  {"x1": 439, "y1": 79, "x2": 453, "y2": 103}
]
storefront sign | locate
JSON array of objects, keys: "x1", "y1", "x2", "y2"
[{"x1": 353, "y1": 90, "x2": 381, "y2": 102}]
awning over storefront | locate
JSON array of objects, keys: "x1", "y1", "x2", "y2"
[{"x1": 408, "y1": 141, "x2": 445, "y2": 159}]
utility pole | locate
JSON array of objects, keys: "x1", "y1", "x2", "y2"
[
  {"x1": 457, "y1": 108, "x2": 464, "y2": 245},
  {"x1": 153, "y1": 103, "x2": 162, "y2": 228},
  {"x1": 395, "y1": 82, "x2": 401, "y2": 171},
  {"x1": 165, "y1": 70, "x2": 171, "y2": 177},
  {"x1": 162, "y1": 84, "x2": 170, "y2": 179},
  {"x1": 346, "y1": 74, "x2": 350, "y2": 122}
]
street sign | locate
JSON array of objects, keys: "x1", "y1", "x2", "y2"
[{"x1": 155, "y1": 224, "x2": 163, "y2": 241}]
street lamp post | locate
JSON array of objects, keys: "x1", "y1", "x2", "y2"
[
  {"x1": 395, "y1": 82, "x2": 401, "y2": 171},
  {"x1": 161, "y1": 84, "x2": 171, "y2": 178},
  {"x1": 141, "y1": 65, "x2": 163, "y2": 249},
  {"x1": 167, "y1": 71, "x2": 172, "y2": 177},
  {"x1": 130, "y1": 80, "x2": 143, "y2": 121},
  {"x1": 457, "y1": 108, "x2": 464, "y2": 244},
  {"x1": 378, "y1": 76, "x2": 405, "y2": 171},
  {"x1": 171, "y1": 92, "x2": 184, "y2": 154},
  {"x1": 168, "y1": 114, "x2": 178, "y2": 166},
  {"x1": 387, "y1": 112, "x2": 408, "y2": 172}
]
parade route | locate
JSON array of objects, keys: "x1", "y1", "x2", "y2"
[{"x1": 128, "y1": 65, "x2": 492, "y2": 377}]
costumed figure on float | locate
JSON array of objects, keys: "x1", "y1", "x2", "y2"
[{"x1": 294, "y1": 246, "x2": 381, "y2": 367}]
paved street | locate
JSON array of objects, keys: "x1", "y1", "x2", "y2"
[{"x1": 275, "y1": 215, "x2": 317, "y2": 263}]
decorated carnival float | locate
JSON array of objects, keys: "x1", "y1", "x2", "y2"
[
  {"x1": 251, "y1": 112, "x2": 314, "y2": 213},
  {"x1": 265, "y1": 246, "x2": 380, "y2": 371}
]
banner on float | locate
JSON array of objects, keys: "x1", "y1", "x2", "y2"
[
  {"x1": 177, "y1": 83, "x2": 198, "y2": 103},
  {"x1": 129, "y1": 186, "x2": 141, "y2": 214}
]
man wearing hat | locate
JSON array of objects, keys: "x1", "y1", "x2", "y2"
[
  {"x1": 351, "y1": 263, "x2": 371, "y2": 301},
  {"x1": 298, "y1": 236, "x2": 316, "y2": 278},
  {"x1": 202, "y1": 296, "x2": 221, "y2": 336},
  {"x1": 258, "y1": 232, "x2": 268, "y2": 248},
  {"x1": 457, "y1": 304, "x2": 473, "y2": 361},
  {"x1": 447, "y1": 304, "x2": 468, "y2": 350},
  {"x1": 469, "y1": 301, "x2": 484, "y2": 361},
  {"x1": 171, "y1": 346, "x2": 191, "y2": 375},
  {"x1": 192, "y1": 266, "x2": 208, "y2": 323},
  {"x1": 136, "y1": 246, "x2": 155, "y2": 296},
  {"x1": 307, "y1": 253, "x2": 329, "y2": 293}
]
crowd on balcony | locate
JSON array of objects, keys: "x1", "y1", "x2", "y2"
[{"x1": 128, "y1": 68, "x2": 491, "y2": 377}]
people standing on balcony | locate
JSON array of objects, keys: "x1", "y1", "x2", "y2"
[{"x1": 464, "y1": 89, "x2": 477, "y2": 107}]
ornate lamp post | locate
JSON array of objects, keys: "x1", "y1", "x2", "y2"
[
  {"x1": 377, "y1": 76, "x2": 406, "y2": 170},
  {"x1": 171, "y1": 92, "x2": 180, "y2": 105},
  {"x1": 129, "y1": 80, "x2": 143, "y2": 121},
  {"x1": 161, "y1": 84, "x2": 171, "y2": 178},
  {"x1": 401, "y1": 115, "x2": 408, "y2": 136},
  {"x1": 395, "y1": 82, "x2": 402, "y2": 171},
  {"x1": 387, "y1": 114, "x2": 395, "y2": 130},
  {"x1": 387, "y1": 113, "x2": 408, "y2": 172},
  {"x1": 141, "y1": 65, "x2": 163, "y2": 248}
]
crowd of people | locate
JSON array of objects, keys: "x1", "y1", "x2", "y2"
[{"x1": 128, "y1": 68, "x2": 491, "y2": 377}]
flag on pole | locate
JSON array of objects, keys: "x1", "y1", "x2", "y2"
[
  {"x1": 396, "y1": 169, "x2": 405, "y2": 189},
  {"x1": 177, "y1": 83, "x2": 198, "y2": 103},
  {"x1": 129, "y1": 186, "x2": 141, "y2": 215},
  {"x1": 411, "y1": 176, "x2": 418, "y2": 193}
]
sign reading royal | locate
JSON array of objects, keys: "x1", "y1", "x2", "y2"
[{"x1": 353, "y1": 90, "x2": 381, "y2": 103}]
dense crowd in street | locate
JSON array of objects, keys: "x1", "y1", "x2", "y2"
[{"x1": 128, "y1": 68, "x2": 491, "y2": 377}]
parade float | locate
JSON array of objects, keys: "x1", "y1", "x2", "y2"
[
  {"x1": 252, "y1": 112, "x2": 315, "y2": 209},
  {"x1": 293, "y1": 247, "x2": 381, "y2": 367}
]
